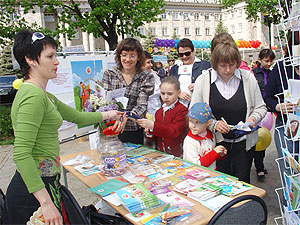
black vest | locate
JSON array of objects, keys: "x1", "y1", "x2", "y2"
[{"x1": 209, "y1": 77, "x2": 247, "y2": 139}]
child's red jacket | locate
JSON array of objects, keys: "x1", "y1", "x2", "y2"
[{"x1": 150, "y1": 101, "x2": 188, "y2": 157}]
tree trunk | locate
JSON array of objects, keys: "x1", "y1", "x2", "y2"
[{"x1": 106, "y1": 31, "x2": 118, "y2": 50}]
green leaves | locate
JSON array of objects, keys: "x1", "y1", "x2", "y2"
[{"x1": 0, "y1": 0, "x2": 165, "y2": 50}]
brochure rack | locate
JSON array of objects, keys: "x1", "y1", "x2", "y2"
[{"x1": 273, "y1": 0, "x2": 300, "y2": 224}]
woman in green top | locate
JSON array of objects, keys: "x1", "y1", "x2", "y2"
[{"x1": 3, "y1": 30, "x2": 124, "y2": 225}]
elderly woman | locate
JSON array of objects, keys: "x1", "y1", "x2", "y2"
[
  {"x1": 102, "y1": 38, "x2": 154, "y2": 144},
  {"x1": 190, "y1": 42, "x2": 267, "y2": 183}
]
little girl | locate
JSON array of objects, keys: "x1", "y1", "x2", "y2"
[{"x1": 137, "y1": 76, "x2": 188, "y2": 157}]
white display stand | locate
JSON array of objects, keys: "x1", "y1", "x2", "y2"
[{"x1": 273, "y1": 1, "x2": 300, "y2": 224}]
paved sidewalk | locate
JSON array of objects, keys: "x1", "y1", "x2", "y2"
[{"x1": 0, "y1": 134, "x2": 283, "y2": 224}]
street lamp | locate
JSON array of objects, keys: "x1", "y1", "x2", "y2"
[{"x1": 263, "y1": 13, "x2": 278, "y2": 49}]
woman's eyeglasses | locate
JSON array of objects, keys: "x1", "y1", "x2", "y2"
[
  {"x1": 32, "y1": 32, "x2": 45, "y2": 44},
  {"x1": 178, "y1": 51, "x2": 192, "y2": 57}
]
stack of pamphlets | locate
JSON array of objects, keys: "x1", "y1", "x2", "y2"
[
  {"x1": 115, "y1": 183, "x2": 161, "y2": 213},
  {"x1": 187, "y1": 183, "x2": 223, "y2": 201},
  {"x1": 172, "y1": 179, "x2": 202, "y2": 194},
  {"x1": 184, "y1": 168, "x2": 210, "y2": 180},
  {"x1": 150, "y1": 154, "x2": 174, "y2": 164},
  {"x1": 202, "y1": 175, "x2": 253, "y2": 196}
]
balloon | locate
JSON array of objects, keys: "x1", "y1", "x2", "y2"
[
  {"x1": 256, "y1": 127, "x2": 272, "y2": 151},
  {"x1": 13, "y1": 78, "x2": 23, "y2": 90},
  {"x1": 258, "y1": 112, "x2": 273, "y2": 130}
]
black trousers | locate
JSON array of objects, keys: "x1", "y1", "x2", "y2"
[
  {"x1": 3, "y1": 171, "x2": 62, "y2": 224},
  {"x1": 254, "y1": 149, "x2": 266, "y2": 173},
  {"x1": 118, "y1": 128, "x2": 144, "y2": 145},
  {"x1": 216, "y1": 140, "x2": 255, "y2": 183}
]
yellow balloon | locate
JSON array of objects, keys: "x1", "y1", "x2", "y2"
[
  {"x1": 12, "y1": 78, "x2": 23, "y2": 90},
  {"x1": 255, "y1": 127, "x2": 272, "y2": 151}
]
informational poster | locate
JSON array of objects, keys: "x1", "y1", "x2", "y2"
[
  {"x1": 71, "y1": 60, "x2": 103, "y2": 111},
  {"x1": 45, "y1": 53, "x2": 116, "y2": 141}
]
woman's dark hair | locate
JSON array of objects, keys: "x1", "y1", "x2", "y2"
[
  {"x1": 115, "y1": 38, "x2": 145, "y2": 72},
  {"x1": 160, "y1": 76, "x2": 180, "y2": 91},
  {"x1": 13, "y1": 29, "x2": 58, "y2": 80},
  {"x1": 258, "y1": 49, "x2": 275, "y2": 60},
  {"x1": 177, "y1": 38, "x2": 194, "y2": 52},
  {"x1": 285, "y1": 30, "x2": 299, "y2": 58},
  {"x1": 144, "y1": 50, "x2": 152, "y2": 59}
]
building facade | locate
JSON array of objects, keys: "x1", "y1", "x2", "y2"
[{"x1": 19, "y1": 0, "x2": 278, "y2": 61}]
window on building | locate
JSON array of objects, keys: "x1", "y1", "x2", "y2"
[
  {"x1": 205, "y1": 28, "x2": 210, "y2": 36},
  {"x1": 44, "y1": 13, "x2": 55, "y2": 22},
  {"x1": 161, "y1": 13, "x2": 167, "y2": 19},
  {"x1": 174, "y1": 27, "x2": 179, "y2": 36},
  {"x1": 184, "y1": 12, "x2": 189, "y2": 20},
  {"x1": 238, "y1": 23, "x2": 242, "y2": 32},
  {"x1": 215, "y1": 14, "x2": 219, "y2": 20},
  {"x1": 195, "y1": 13, "x2": 200, "y2": 20},
  {"x1": 138, "y1": 27, "x2": 145, "y2": 35},
  {"x1": 150, "y1": 27, "x2": 156, "y2": 35},
  {"x1": 162, "y1": 27, "x2": 168, "y2": 36},
  {"x1": 205, "y1": 14, "x2": 210, "y2": 20},
  {"x1": 195, "y1": 28, "x2": 201, "y2": 36},
  {"x1": 231, "y1": 25, "x2": 235, "y2": 34},
  {"x1": 173, "y1": 12, "x2": 179, "y2": 20},
  {"x1": 73, "y1": 30, "x2": 80, "y2": 39},
  {"x1": 185, "y1": 28, "x2": 190, "y2": 35},
  {"x1": 10, "y1": 12, "x2": 18, "y2": 21}
]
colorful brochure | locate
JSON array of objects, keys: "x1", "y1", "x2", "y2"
[{"x1": 88, "y1": 179, "x2": 128, "y2": 196}]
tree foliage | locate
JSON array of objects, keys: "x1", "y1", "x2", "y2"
[
  {"x1": 220, "y1": 0, "x2": 291, "y2": 23},
  {"x1": 0, "y1": 0, "x2": 165, "y2": 50},
  {"x1": 214, "y1": 15, "x2": 228, "y2": 36}
]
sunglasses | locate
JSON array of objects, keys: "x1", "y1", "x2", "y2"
[
  {"x1": 178, "y1": 51, "x2": 192, "y2": 57},
  {"x1": 32, "y1": 32, "x2": 45, "y2": 44}
]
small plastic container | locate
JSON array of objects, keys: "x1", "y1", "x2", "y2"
[{"x1": 98, "y1": 139, "x2": 127, "y2": 176}]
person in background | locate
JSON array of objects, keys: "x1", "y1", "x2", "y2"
[
  {"x1": 102, "y1": 38, "x2": 154, "y2": 145},
  {"x1": 264, "y1": 31, "x2": 300, "y2": 159},
  {"x1": 190, "y1": 42, "x2": 267, "y2": 183},
  {"x1": 169, "y1": 38, "x2": 210, "y2": 106},
  {"x1": 183, "y1": 102, "x2": 227, "y2": 170},
  {"x1": 3, "y1": 30, "x2": 124, "y2": 225},
  {"x1": 155, "y1": 61, "x2": 166, "y2": 80},
  {"x1": 136, "y1": 76, "x2": 188, "y2": 157},
  {"x1": 252, "y1": 48, "x2": 275, "y2": 181},
  {"x1": 143, "y1": 51, "x2": 161, "y2": 149}
]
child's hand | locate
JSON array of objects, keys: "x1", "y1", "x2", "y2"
[
  {"x1": 215, "y1": 145, "x2": 227, "y2": 157},
  {"x1": 136, "y1": 118, "x2": 154, "y2": 130}
]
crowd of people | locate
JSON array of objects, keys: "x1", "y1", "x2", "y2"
[{"x1": 3, "y1": 28, "x2": 299, "y2": 224}]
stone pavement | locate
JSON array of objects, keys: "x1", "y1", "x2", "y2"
[{"x1": 0, "y1": 134, "x2": 283, "y2": 225}]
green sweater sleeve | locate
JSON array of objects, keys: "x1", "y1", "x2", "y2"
[
  {"x1": 12, "y1": 87, "x2": 48, "y2": 193},
  {"x1": 48, "y1": 93, "x2": 103, "y2": 125}
]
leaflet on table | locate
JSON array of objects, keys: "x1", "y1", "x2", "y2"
[
  {"x1": 74, "y1": 162, "x2": 102, "y2": 176},
  {"x1": 284, "y1": 172, "x2": 300, "y2": 210},
  {"x1": 197, "y1": 194, "x2": 232, "y2": 212},
  {"x1": 62, "y1": 155, "x2": 92, "y2": 166},
  {"x1": 123, "y1": 142, "x2": 140, "y2": 151},
  {"x1": 125, "y1": 147, "x2": 156, "y2": 158},
  {"x1": 102, "y1": 193, "x2": 123, "y2": 206},
  {"x1": 88, "y1": 179, "x2": 128, "y2": 196},
  {"x1": 125, "y1": 211, "x2": 152, "y2": 223},
  {"x1": 160, "y1": 159, "x2": 193, "y2": 169},
  {"x1": 127, "y1": 156, "x2": 152, "y2": 165},
  {"x1": 172, "y1": 179, "x2": 203, "y2": 195},
  {"x1": 147, "y1": 169, "x2": 175, "y2": 182},
  {"x1": 203, "y1": 175, "x2": 253, "y2": 196},
  {"x1": 178, "y1": 168, "x2": 210, "y2": 181},
  {"x1": 115, "y1": 183, "x2": 161, "y2": 213},
  {"x1": 156, "y1": 191, "x2": 194, "y2": 207},
  {"x1": 187, "y1": 183, "x2": 223, "y2": 201},
  {"x1": 150, "y1": 154, "x2": 174, "y2": 164},
  {"x1": 281, "y1": 147, "x2": 300, "y2": 174}
]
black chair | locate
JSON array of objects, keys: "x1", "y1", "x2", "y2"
[
  {"x1": 60, "y1": 185, "x2": 90, "y2": 224},
  {"x1": 207, "y1": 195, "x2": 268, "y2": 225}
]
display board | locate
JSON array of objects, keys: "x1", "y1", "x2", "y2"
[{"x1": 46, "y1": 53, "x2": 116, "y2": 142}]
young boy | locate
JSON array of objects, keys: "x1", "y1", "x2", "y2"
[
  {"x1": 183, "y1": 102, "x2": 227, "y2": 170},
  {"x1": 252, "y1": 48, "x2": 275, "y2": 181}
]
